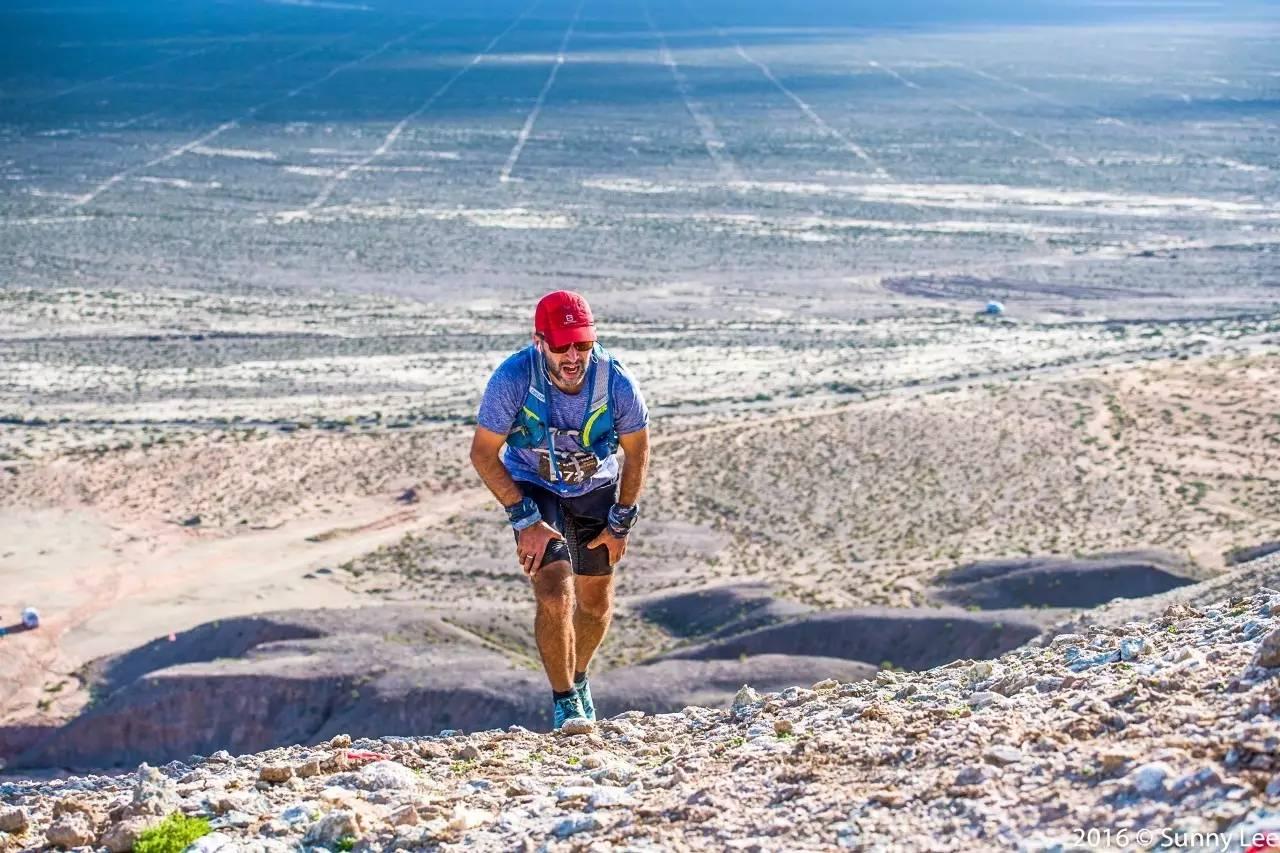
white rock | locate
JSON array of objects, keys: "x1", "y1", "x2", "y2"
[
  {"x1": 588, "y1": 786, "x2": 637, "y2": 809},
  {"x1": 964, "y1": 662, "x2": 995, "y2": 685},
  {"x1": 559, "y1": 718, "x2": 595, "y2": 736},
  {"x1": 448, "y1": 804, "x2": 492, "y2": 831},
  {"x1": 967, "y1": 692, "x2": 1009, "y2": 710},
  {"x1": 955, "y1": 765, "x2": 998, "y2": 786},
  {"x1": 358, "y1": 761, "x2": 419, "y2": 790},
  {"x1": 984, "y1": 745, "x2": 1025, "y2": 766},
  {"x1": 553, "y1": 815, "x2": 602, "y2": 837},
  {"x1": 589, "y1": 761, "x2": 639, "y2": 785},
  {"x1": 185, "y1": 832, "x2": 241, "y2": 853},
  {"x1": 132, "y1": 763, "x2": 177, "y2": 814},
  {"x1": 278, "y1": 804, "x2": 314, "y2": 826},
  {"x1": 319, "y1": 786, "x2": 357, "y2": 805},
  {"x1": 1128, "y1": 762, "x2": 1174, "y2": 796},
  {"x1": 1119, "y1": 637, "x2": 1151, "y2": 661},
  {"x1": 305, "y1": 809, "x2": 360, "y2": 846},
  {"x1": 731, "y1": 685, "x2": 761, "y2": 717}
]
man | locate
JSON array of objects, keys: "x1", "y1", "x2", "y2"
[{"x1": 470, "y1": 291, "x2": 650, "y2": 730}]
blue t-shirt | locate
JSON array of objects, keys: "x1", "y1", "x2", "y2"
[{"x1": 476, "y1": 346, "x2": 649, "y2": 497}]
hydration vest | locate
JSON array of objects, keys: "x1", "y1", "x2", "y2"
[{"x1": 506, "y1": 344, "x2": 619, "y2": 483}]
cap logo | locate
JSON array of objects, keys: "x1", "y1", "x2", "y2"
[{"x1": 565, "y1": 313, "x2": 575, "y2": 322}]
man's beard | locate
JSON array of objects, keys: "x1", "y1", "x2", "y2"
[{"x1": 546, "y1": 356, "x2": 587, "y2": 390}]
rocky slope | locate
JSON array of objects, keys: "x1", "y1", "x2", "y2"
[{"x1": 6, "y1": 568, "x2": 1280, "y2": 851}]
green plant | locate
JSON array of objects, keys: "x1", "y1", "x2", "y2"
[
  {"x1": 133, "y1": 814, "x2": 211, "y2": 853},
  {"x1": 449, "y1": 759, "x2": 476, "y2": 774},
  {"x1": 336, "y1": 836, "x2": 356, "y2": 852}
]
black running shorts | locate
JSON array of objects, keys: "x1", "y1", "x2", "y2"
[{"x1": 514, "y1": 481, "x2": 618, "y2": 576}]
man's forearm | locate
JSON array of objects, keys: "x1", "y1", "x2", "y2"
[
  {"x1": 617, "y1": 438, "x2": 649, "y2": 507},
  {"x1": 472, "y1": 449, "x2": 524, "y2": 508}
]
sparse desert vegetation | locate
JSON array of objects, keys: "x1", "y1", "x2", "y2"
[
  {"x1": 3, "y1": 285, "x2": 1277, "y2": 692},
  {"x1": 1, "y1": 280, "x2": 1276, "y2": 731}
]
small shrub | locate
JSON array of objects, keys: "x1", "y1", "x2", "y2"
[{"x1": 133, "y1": 814, "x2": 211, "y2": 853}]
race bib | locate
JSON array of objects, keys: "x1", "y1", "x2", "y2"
[{"x1": 535, "y1": 449, "x2": 601, "y2": 485}]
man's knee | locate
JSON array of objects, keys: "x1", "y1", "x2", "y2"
[
  {"x1": 533, "y1": 561, "x2": 574, "y2": 614},
  {"x1": 575, "y1": 578, "x2": 613, "y2": 621}
]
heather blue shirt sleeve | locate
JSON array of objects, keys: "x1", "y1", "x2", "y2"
[{"x1": 476, "y1": 350, "x2": 529, "y2": 435}]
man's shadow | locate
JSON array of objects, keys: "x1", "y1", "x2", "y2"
[{"x1": 0, "y1": 622, "x2": 35, "y2": 637}]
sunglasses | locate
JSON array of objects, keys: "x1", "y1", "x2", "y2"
[{"x1": 538, "y1": 334, "x2": 595, "y2": 355}]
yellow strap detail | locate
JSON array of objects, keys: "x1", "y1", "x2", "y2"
[{"x1": 582, "y1": 404, "x2": 608, "y2": 444}]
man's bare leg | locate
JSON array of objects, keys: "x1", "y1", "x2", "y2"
[
  {"x1": 532, "y1": 560, "x2": 576, "y2": 692},
  {"x1": 573, "y1": 574, "x2": 614, "y2": 676}
]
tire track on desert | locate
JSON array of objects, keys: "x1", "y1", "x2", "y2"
[
  {"x1": 64, "y1": 19, "x2": 441, "y2": 210},
  {"x1": 290, "y1": 0, "x2": 545, "y2": 215}
]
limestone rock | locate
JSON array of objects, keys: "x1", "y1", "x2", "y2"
[
  {"x1": 558, "y1": 718, "x2": 595, "y2": 736},
  {"x1": 294, "y1": 758, "x2": 321, "y2": 779},
  {"x1": 259, "y1": 763, "x2": 294, "y2": 784},
  {"x1": 1254, "y1": 627, "x2": 1280, "y2": 668},
  {"x1": 100, "y1": 817, "x2": 154, "y2": 853},
  {"x1": 1128, "y1": 762, "x2": 1173, "y2": 796},
  {"x1": 388, "y1": 804, "x2": 419, "y2": 826},
  {"x1": 130, "y1": 763, "x2": 177, "y2": 816},
  {"x1": 731, "y1": 685, "x2": 761, "y2": 718},
  {"x1": 304, "y1": 809, "x2": 360, "y2": 847},
  {"x1": 0, "y1": 807, "x2": 29, "y2": 834},
  {"x1": 553, "y1": 815, "x2": 602, "y2": 838},
  {"x1": 45, "y1": 812, "x2": 95, "y2": 849},
  {"x1": 186, "y1": 832, "x2": 240, "y2": 852},
  {"x1": 984, "y1": 745, "x2": 1025, "y2": 766},
  {"x1": 447, "y1": 805, "x2": 491, "y2": 831},
  {"x1": 357, "y1": 760, "x2": 418, "y2": 790}
]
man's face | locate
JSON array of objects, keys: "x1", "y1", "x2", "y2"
[{"x1": 537, "y1": 334, "x2": 593, "y2": 390}]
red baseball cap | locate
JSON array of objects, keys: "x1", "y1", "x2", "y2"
[{"x1": 534, "y1": 290, "x2": 596, "y2": 348}]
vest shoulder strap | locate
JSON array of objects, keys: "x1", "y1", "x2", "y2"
[{"x1": 588, "y1": 346, "x2": 611, "y2": 413}]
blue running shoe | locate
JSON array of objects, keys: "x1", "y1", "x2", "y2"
[
  {"x1": 553, "y1": 693, "x2": 587, "y2": 730},
  {"x1": 575, "y1": 676, "x2": 596, "y2": 722}
]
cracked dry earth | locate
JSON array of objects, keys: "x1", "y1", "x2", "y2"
[{"x1": 9, "y1": 588, "x2": 1280, "y2": 851}]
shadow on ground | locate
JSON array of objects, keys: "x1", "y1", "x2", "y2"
[{"x1": 931, "y1": 550, "x2": 1197, "y2": 610}]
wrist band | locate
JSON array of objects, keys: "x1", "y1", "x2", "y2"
[
  {"x1": 506, "y1": 497, "x2": 542, "y2": 531},
  {"x1": 607, "y1": 503, "x2": 639, "y2": 537}
]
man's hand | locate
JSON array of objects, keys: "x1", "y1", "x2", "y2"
[
  {"x1": 586, "y1": 528, "x2": 627, "y2": 567},
  {"x1": 516, "y1": 521, "x2": 564, "y2": 578}
]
